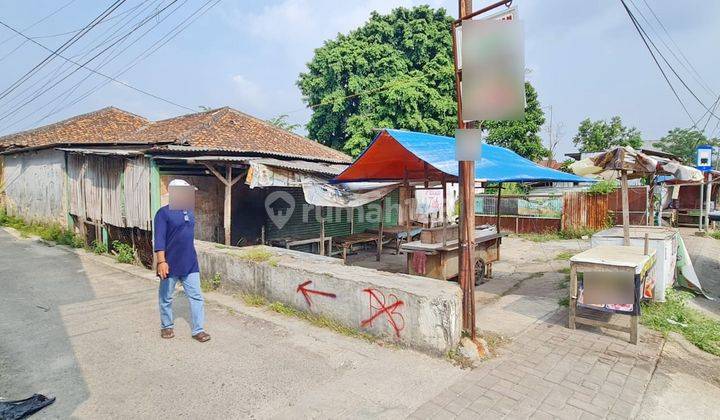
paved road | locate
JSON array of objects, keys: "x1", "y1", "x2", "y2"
[{"x1": 0, "y1": 230, "x2": 463, "y2": 418}]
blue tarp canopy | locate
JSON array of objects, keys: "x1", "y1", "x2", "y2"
[{"x1": 333, "y1": 129, "x2": 594, "y2": 184}]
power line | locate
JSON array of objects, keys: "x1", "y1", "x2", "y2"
[
  {"x1": 23, "y1": 0, "x2": 221, "y2": 127},
  {"x1": 0, "y1": 0, "x2": 127, "y2": 103},
  {"x1": 4, "y1": 0, "x2": 193, "y2": 129},
  {"x1": 639, "y1": 0, "x2": 715, "y2": 95},
  {"x1": 0, "y1": 20, "x2": 195, "y2": 118},
  {"x1": 628, "y1": 0, "x2": 715, "y2": 97},
  {"x1": 0, "y1": 0, "x2": 189, "y2": 126},
  {"x1": 0, "y1": 0, "x2": 159, "y2": 115},
  {"x1": 618, "y1": 0, "x2": 696, "y2": 125},
  {"x1": 0, "y1": 0, "x2": 78, "y2": 47},
  {"x1": 625, "y1": 1, "x2": 720, "y2": 125}
]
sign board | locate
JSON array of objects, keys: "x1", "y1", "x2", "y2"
[
  {"x1": 483, "y1": 6, "x2": 518, "y2": 21},
  {"x1": 455, "y1": 128, "x2": 483, "y2": 161},
  {"x1": 696, "y1": 145, "x2": 713, "y2": 172},
  {"x1": 460, "y1": 8, "x2": 525, "y2": 121}
]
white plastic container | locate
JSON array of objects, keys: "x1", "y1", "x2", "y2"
[{"x1": 591, "y1": 226, "x2": 678, "y2": 302}]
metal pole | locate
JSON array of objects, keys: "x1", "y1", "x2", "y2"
[
  {"x1": 495, "y1": 183, "x2": 502, "y2": 233},
  {"x1": 706, "y1": 173, "x2": 712, "y2": 230},
  {"x1": 699, "y1": 175, "x2": 704, "y2": 231}
]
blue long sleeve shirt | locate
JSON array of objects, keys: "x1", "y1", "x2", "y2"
[{"x1": 153, "y1": 205, "x2": 199, "y2": 277}]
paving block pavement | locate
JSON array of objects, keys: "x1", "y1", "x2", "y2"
[{"x1": 410, "y1": 311, "x2": 664, "y2": 419}]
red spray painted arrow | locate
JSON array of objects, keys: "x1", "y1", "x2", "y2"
[{"x1": 296, "y1": 280, "x2": 337, "y2": 307}]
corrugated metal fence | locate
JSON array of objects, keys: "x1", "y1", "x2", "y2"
[
  {"x1": 475, "y1": 191, "x2": 612, "y2": 233},
  {"x1": 561, "y1": 191, "x2": 609, "y2": 230}
]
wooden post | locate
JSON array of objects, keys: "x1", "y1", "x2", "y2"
[
  {"x1": 569, "y1": 264, "x2": 578, "y2": 329},
  {"x1": 621, "y1": 171, "x2": 630, "y2": 246},
  {"x1": 319, "y1": 207, "x2": 326, "y2": 256},
  {"x1": 643, "y1": 232, "x2": 649, "y2": 255},
  {"x1": 377, "y1": 198, "x2": 385, "y2": 261},
  {"x1": 203, "y1": 163, "x2": 246, "y2": 246},
  {"x1": 349, "y1": 206, "x2": 354, "y2": 234},
  {"x1": 442, "y1": 179, "x2": 448, "y2": 246},
  {"x1": 224, "y1": 164, "x2": 232, "y2": 245},
  {"x1": 404, "y1": 181, "x2": 411, "y2": 274}
]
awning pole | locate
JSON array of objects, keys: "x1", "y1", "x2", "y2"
[
  {"x1": 377, "y1": 198, "x2": 385, "y2": 261},
  {"x1": 496, "y1": 183, "x2": 502, "y2": 233},
  {"x1": 442, "y1": 177, "x2": 447, "y2": 247}
]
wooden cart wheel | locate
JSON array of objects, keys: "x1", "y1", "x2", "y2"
[{"x1": 474, "y1": 259, "x2": 486, "y2": 286}]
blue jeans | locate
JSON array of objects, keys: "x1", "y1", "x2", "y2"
[{"x1": 158, "y1": 272, "x2": 205, "y2": 335}]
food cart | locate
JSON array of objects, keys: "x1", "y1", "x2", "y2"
[
  {"x1": 591, "y1": 226, "x2": 677, "y2": 301},
  {"x1": 401, "y1": 226, "x2": 501, "y2": 285}
]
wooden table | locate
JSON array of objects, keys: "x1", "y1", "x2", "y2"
[
  {"x1": 401, "y1": 229, "x2": 502, "y2": 285},
  {"x1": 270, "y1": 236, "x2": 333, "y2": 256},
  {"x1": 568, "y1": 245, "x2": 656, "y2": 344},
  {"x1": 366, "y1": 225, "x2": 422, "y2": 254},
  {"x1": 333, "y1": 232, "x2": 381, "y2": 264}
]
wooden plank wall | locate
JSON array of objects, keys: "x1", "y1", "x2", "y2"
[{"x1": 561, "y1": 191, "x2": 609, "y2": 230}]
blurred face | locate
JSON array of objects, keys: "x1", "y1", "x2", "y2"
[{"x1": 168, "y1": 185, "x2": 195, "y2": 211}]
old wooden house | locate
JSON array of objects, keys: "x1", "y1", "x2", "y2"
[{"x1": 0, "y1": 106, "x2": 400, "y2": 265}]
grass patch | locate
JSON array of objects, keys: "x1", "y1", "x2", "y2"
[
  {"x1": 641, "y1": 289, "x2": 720, "y2": 356},
  {"x1": 200, "y1": 273, "x2": 222, "y2": 293},
  {"x1": 267, "y1": 301, "x2": 375, "y2": 342},
  {"x1": 239, "y1": 293, "x2": 268, "y2": 307},
  {"x1": 709, "y1": 230, "x2": 720, "y2": 240},
  {"x1": 234, "y1": 247, "x2": 277, "y2": 264},
  {"x1": 558, "y1": 296, "x2": 569, "y2": 307},
  {"x1": 112, "y1": 240, "x2": 135, "y2": 264},
  {"x1": 521, "y1": 227, "x2": 599, "y2": 242},
  {"x1": 556, "y1": 251, "x2": 574, "y2": 261},
  {"x1": 0, "y1": 210, "x2": 84, "y2": 248},
  {"x1": 90, "y1": 240, "x2": 108, "y2": 255}
]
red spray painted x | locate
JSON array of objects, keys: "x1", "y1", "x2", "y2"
[{"x1": 360, "y1": 288, "x2": 405, "y2": 337}]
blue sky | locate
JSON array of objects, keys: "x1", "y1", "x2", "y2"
[{"x1": 0, "y1": 0, "x2": 718, "y2": 157}]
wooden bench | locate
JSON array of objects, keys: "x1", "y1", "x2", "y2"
[
  {"x1": 333, "y1": 232, "x2": 381, "y2": 264},
  {"x1": 270, "y1": 236, "x2": 333, "y2": 256}
]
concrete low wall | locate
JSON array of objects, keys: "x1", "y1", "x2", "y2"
[{"x1": 195, "y1": 241, "x2": 462, "y2": 355}]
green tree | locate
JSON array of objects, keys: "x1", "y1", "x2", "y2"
[
  {"x1": 653, "y1": 128, "x2": 720, "y2": 164},
  {"x1": 298, "y1": 6, "x2": 456, "y2": 156},
  {"x1": 572, "y1": 116, "x2": 642, "y2": 152},
  {"x1": 483, "y1": 82, "x2": 548, "y2": 161},
  {"x1": 267, "y1": 114, "x2": 300, "y2": 133},
  {"x1": 298, "y1": 6, "x2": 547, "y2": 159}
]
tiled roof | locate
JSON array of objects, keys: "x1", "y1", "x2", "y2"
[
  {"x1": 130, "y1": 107, "x2": 350, "y2": 163},
  {"x1": 0, "y1": 106, "x2": 351, "y2": 163},
  {"x1": 0, "y1": 107, "x2": 149, "y2": 149}
]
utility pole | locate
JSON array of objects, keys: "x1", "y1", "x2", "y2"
[{"x1": 455, "y1": 0, "x2": 477, "y2": 339}]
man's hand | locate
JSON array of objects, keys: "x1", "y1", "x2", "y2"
[{"x1": 157, "y1": 261, "x2": 169, "y2": 279}]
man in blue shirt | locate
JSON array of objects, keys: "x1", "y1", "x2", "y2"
[{"x1": 154, "y1": 179, "x2": 210, "y2": 342}]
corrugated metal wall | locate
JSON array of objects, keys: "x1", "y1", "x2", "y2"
[
  {"x1": 265, "y1": 188, "x2": 400, "y2": 240},
  {"x1": 124, "y1": 157, "x2": 152, "y2": 230},
  {"x1": 68, "y1": 154, "x2": 151, "y2": 229},
  {"x1": 607, "y1": 186, "x2": 649, "y2": 225},
  {"x1": 2, "y1": 149, "x2": 67, "y2": 224}
]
